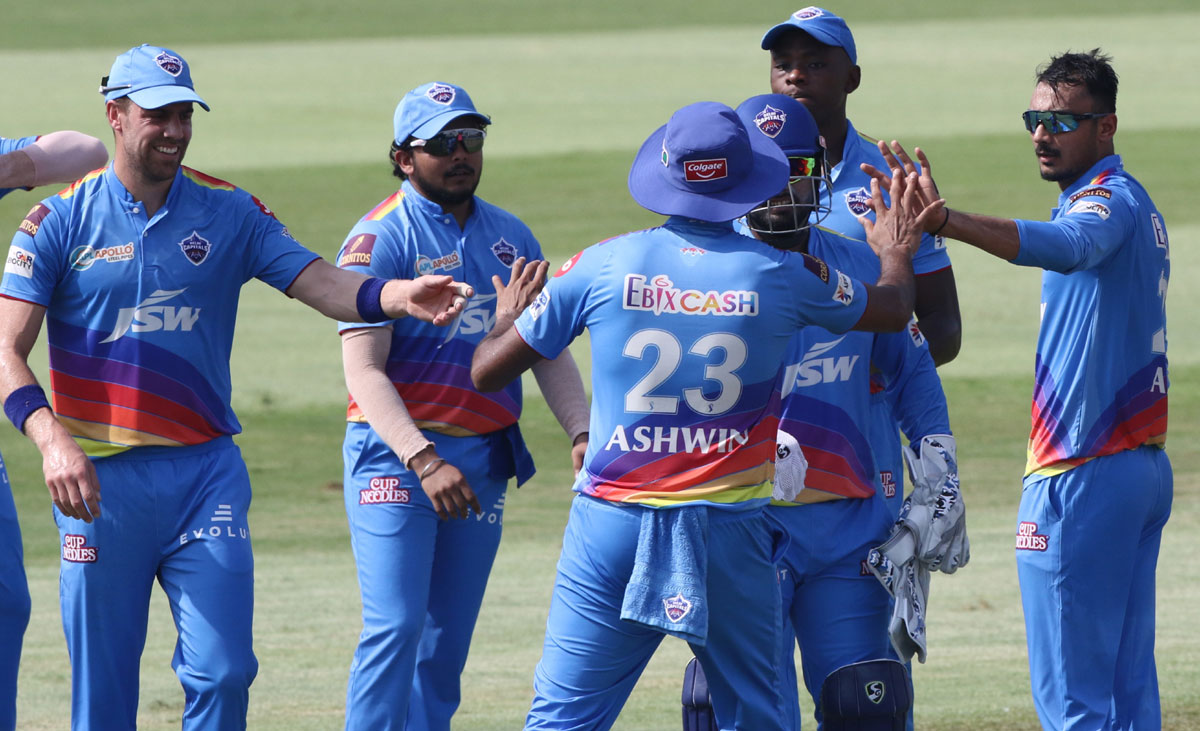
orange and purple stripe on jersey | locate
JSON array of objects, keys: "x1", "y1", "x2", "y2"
[
  {"x1": 1025, "y1": 356, "x2": 1168, "y2": 477},
  {"x1": 346, "y1": 346, "x2": 521, "y2": 437},
  {"x1": 47, "y1": 319, "x2": 237, "y2": 457}
]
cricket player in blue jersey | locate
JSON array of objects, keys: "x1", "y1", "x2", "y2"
[
  {"x1": 761, "y1": 8, "x2": 962, "y2": 531},
  {"x1": 738, "y1": 93, "x2": 961, "y2": 730},
  {"x1": 876, "y1": 49, "x2": 1171, "y2": 730},
  {"x1": 0, "y1": 45, "x2": 469, "y2": 731},
  {"x1": 336, "y1": 82, "x2": 589, "y2": 731},
  {"x1": 0, "y1": 130, "x2": 107, "y2": 731},
  {"x1": 471, "y1": 101, "x2": 939, "y2": 730}
]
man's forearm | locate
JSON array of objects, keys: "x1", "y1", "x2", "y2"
[{"x1": 941, "y1": 209, "x2": 1021, "y2": 261}]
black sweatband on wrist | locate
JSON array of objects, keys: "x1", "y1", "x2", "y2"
[
  {"x1": 355, "y1": 277, "x2": 390, "y2": 323},
  {"x1": 4, "y1": 384, "x2": 50, "y2": 433},
  {"x1": 931, "y1": 208, "x2": 951, "y2": 236}
]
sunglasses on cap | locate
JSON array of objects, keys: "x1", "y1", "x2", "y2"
[
  {"x1": 410, "y1": 128, "x2": 486, "y2": 156},
  {"x1": 1021, "y1": 110, "x2": 1108, "y2": 135},
  {"x1": 788, "y1": 155, "x2": 818, "y2": 182}
]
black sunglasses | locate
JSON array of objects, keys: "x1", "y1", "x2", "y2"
[
  {"x1": 410, "y1": 128, "x2": 486, "y2": 156},
  {"x1": 1022, "y1": 110, "x2": 1109, "y2": 134}
]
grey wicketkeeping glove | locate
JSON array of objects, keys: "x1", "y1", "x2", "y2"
[{"x1": 899, "y1": 434, "x2": 969, "y2": 574}]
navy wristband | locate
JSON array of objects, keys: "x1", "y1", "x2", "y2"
[
  {"x1": 5, "y1": 384, "x2": 50, "y2": 433},
  {"x1": 355, "y1": 277, "x2": 389, "y2": 323}
]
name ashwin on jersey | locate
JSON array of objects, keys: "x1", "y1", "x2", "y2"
[
  {"x1": 623, "y1": 274, "x2": 758, "y2": 317},
  {"x1": 604, "y1": 424, "x2": 749, "y2": 454}
]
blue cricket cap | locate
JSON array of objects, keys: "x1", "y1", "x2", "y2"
[
  {"x1": 735, "y1": 94, "x2": 823, "y2": 157},
  {"x1": 627, "y1": 101, "x2": 789, "y2": 222},
  {"x1": 761, "y1": 7, "x2": 857, "y2": 64},
  {"x1": 101, "y1": 44, "x2": 209, "y2": 111},
  {"x1": 393, "y1": 82, "x2": 491, "y2": 144}
]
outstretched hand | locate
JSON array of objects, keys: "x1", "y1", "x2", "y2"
[
  {"x1": 855, "y1": 165, "x2": 943, "y2": 260},
  {"x1": 862, "y1": 141, "x2": 945, "y2": 235},
  {"x1": 402, "y1": 275, "x2": 475, "y2": 326},
  {"x1": 492, "y1": 256, "x2": 549, "y2": 325}
]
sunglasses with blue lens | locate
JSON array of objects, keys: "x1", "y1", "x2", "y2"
[
  {"x1": 1021, "y1": 110, "x2": 1108, "y2": 134},
  {"x1": 410, "y1": 128, "x2": 486, "y2": 156}
]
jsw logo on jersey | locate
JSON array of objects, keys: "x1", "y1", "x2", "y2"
[
  {"x1": 780, "y1": 336, "x2": 859, "y2": 396},
  {"x1": 442, "y1": 293, "x2": 497, "y2": 340},
  {"x1": 101, "y1": 288, "x2": 201, "y2": 343}
]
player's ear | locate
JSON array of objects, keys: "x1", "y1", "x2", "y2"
[
  {"x1": 394, "y1": 145, "x2": 416, "y2": 176},
  {"x1": 1097, "y1": 113, "x2": 1117, "y2": 143},
  {"x1": 106, "y1": 100, "x2": 124, "y2": 134},
  {"x1": 845, "y1": 64, "x2": 862, "y2": 95}
]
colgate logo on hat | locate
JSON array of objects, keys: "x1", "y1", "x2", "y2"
[
  {"x1": 684, "y1": 158, "x2": 728, "y2": 182},
  {"x1": 794, "y1": 7, "x2": 824, "y2": 20},
  {"x1": 155, "y1": 52, "x2": 183, "y2": 77},
  {"x1": 427, "y1": 83, "x2": 456, "y2": 105},
  {"x1": 754, "y1": 105, "x2": 787, "y2": 138}
]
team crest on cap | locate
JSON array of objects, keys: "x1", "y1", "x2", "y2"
[
  {"x1": 663, "y1": 593, "x2": 693, "y2": 622},
  {"x1": 155, "y1": 52, "x2": 183, "y2": 77},
  {"x1": 178, "y1": 231, "x2": 211, "y2": 265},
  {"x1": 684, "y1": 159, "x2": 728, "y2": 182},
  {"x1": 753, "y1": 105, "x2": 787, "y2": 138},
  {"x1": 794, "y1": 6, "x2": 824, "y2": 21},
  {"x1": 845, "y1": 187, "x2": 872, "y2": 217},
  {"x1": 491, "y1": 238, "x2": 518, "y2": 266},
  {"x1": 865, "y1": 681, "x2": 886, "y2": 704},
  {"x1": 427, "y1": 83, "x2": 456, "y2": 105}
]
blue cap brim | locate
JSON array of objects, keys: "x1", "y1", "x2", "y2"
[
  {"x1": 627, "y1": 124, "x2": 790, "y2": 223},
  {"x1": 125, "y1": 86, "x2": 210, "y2": 112}
]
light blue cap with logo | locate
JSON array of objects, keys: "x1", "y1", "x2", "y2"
[
  {"x1": 393, "y1": 82, "x2": 491, "y2": 144},
  {"x1": 100, "y1": 44, "x2": 209, "y2": 111},
  {"x1": 761, "y1": 7, "x2": 857, "y2": 64}
]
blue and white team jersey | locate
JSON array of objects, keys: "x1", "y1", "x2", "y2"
[
  {"x1": 775, "y1": 226, "x2": 949, "y2": 501},
  {"x1": 336, "y1": 179, "x2": 542, "y2": 437},
  {"x1": 514, "y1": 216, "x2": 871, "y2": 509},
  {"x1": 1012, "y1": 155, "x2": 1169, "y2": 478},
  {"x1": 0, "y1": 165, "x2": 320, "y2": 457},
  {"x1": 0, "y1": 135, "x2": 38, "y2": 199},
  {"x1": 821, "y1": 120, "x2": 950, "y2": 277}
]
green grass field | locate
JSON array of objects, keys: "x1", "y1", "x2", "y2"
[{"x1": 2, "y1": 1, "x2": 1199, "y2": 728}]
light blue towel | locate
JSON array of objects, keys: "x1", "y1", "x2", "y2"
[{"x1": 620, "y1": 505, "x2": 710, "y2": 646}]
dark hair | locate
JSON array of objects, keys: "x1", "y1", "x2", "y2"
[
  {"x1": 389, "y1": 140, "x2": 409, "y2": 181},
  {"x1": 1036, "y1": 49, "x2": 1118, "y2": 113}
]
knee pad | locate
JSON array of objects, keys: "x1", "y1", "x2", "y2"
[
  {"x1": 820, "y1": 659, "x2": 912, "y2": 731},
  {"x1": 681, "y1": 656, "x2": 719, "y2": 731}
]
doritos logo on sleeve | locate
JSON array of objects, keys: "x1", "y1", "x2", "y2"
[
  {"x1": 554, "y1": 251, "x2": 583, "y2": 277},
  {"x1": 801, "y1": 252, "x2": 830, "y2": 283},
  {"x1": 18, "y1": 203, "x2": 51, "y2": 238},
  {"x1": 338, "y1": 234, "x2": 377, "y2": 268},
  {"x1": 1067, "y1": 186, "x2": 1112, "y2": 205}
]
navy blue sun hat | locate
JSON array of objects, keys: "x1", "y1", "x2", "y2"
[
  {"x1": 101, "y1": 44, "x2": 209, "y2": 111},
  {"x1": 393, "y1": 82, "x2": 491, "y2": 144},
  {"x1": 760, "y1": 7, "x2": 857, "y2": 64},
  {"x1": 735, "y1": 94, "x2": 822, "y2": 157},
  {"x1": 628, "y1": 101, "x2": 789, "y2": 222}
]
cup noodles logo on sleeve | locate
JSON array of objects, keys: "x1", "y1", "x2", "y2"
[{"x1": 684, "y1": 159, "x2": 728, "y2": 182}]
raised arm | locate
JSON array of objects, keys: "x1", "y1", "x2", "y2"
[
  {"x1": 286, "y1": 258, "x2": 473, "y2": 326},
  {"x1": 0, "y1": 131, "x2": 108, "y2": 190}
]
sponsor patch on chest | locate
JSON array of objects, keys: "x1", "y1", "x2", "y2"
[{"x1": 178, "y1": 231, "x2": 211, "y2": 265}]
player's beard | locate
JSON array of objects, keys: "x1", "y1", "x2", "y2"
[{"x1": 410, "y1": 163, "x2": 480, "y2": 208}]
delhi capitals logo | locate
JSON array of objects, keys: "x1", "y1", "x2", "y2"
[
  {"x1": 865, "y1": 681, "x2": 885, "y2": 704},
  {"x1": 491, "y1": 238, "x2": 517, "y2": 266},
  {"x1": 155, "y1": 52, "x2": 183, "y2": 77},
  {"x1": 794, "y1": 6, "x2": 824, "y2": 21},
  {"x1": 427, "y1": 83, "x2": 456, "y2": 105},
  {"x1": 845, "y1": 187, "x2": 872, "y2": 217},
  {"x1": 754, "y1": 105, "x2": 787, "y2": 138},
  {"x1": 663, "y1": 593, "x2": 693, "y2": 622},
  {"x1": 178, "y1": 231, "x2": 211, "y2": 265}
]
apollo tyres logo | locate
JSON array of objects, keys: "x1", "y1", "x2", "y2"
[{"x1": 101, "y1": 288, "x2": 201, "y2": 343}]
